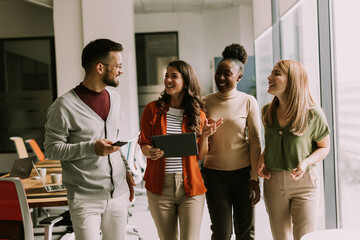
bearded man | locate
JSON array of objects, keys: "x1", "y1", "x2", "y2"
[{"x1": 44, "y1": 38, "x2": 135, "y2": 240}]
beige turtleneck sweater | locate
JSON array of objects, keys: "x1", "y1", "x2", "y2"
[{"x1": 202, "y1": 87, "x2": 261, "y2": 180}]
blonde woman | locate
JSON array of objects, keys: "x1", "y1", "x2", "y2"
[{"x1": 258, "y1": 60, "x2": 330, "y2": 240}]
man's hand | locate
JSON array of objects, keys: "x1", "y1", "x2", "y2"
[
  {"x1": 94, "y1": 139, "x2": 120, "y2": 156},
  {"x1": 126, "y1": 171, "x2": 136, "y2": 202}
]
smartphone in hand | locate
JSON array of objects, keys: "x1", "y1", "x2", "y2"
[{"x1": 111, "y1": 141, "x2": 128, "y2": 147}]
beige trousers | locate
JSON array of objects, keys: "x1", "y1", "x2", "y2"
[
  {"x1": 68, "y1": 192, "x2": 128, "y2": 240},
  {"x1": 264, "y1": 168, "x2": 320, "y2": 240},
  {"x1": 147, "y1": 173, "x2": 205, "y2": 240}
]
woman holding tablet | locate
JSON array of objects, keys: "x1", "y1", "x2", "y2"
[{"x1": 139, "y1": 60, "x2": 222, "y2": 240}]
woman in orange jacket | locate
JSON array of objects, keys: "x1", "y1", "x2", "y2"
[{"x1": 139, "y1": 60, "x2": 222, "y2": 240}]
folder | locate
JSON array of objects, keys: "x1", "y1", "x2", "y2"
[{"x1": 151, "y1": 132, "x2": 198, "y2": 158}]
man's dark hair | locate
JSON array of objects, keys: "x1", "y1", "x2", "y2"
[{"x1": 81, "y1": 38, "x2": 123, "y2": 72}]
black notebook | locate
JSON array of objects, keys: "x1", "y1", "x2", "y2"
[{"x1": 151, "y1": 132, "x2": 198, "y2": 158}]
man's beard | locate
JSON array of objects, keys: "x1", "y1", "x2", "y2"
[{"x1": 103, "y1": 72, "x2": 119, "y2": 87}]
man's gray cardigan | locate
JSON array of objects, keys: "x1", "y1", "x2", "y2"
[{"x1": 44, "y1": 88, "x2": 127, "y2": 200}]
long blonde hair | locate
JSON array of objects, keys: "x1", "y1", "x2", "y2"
[{"x1": 263, "y1": 60, "x2": 315, "y2": 136}]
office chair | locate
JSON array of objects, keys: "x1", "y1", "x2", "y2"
[
  {"x1": 9, "y1": 137, "x2": 52, "y2": 220},
  {"x1": 25, "y1": 139, "x2": 73, "y2": 233},
  {"x1": 9, "y1": 136, "x2": 29, "y2": 159},
  {"x1": 0, "y1": 177, "x2": 63, "y2": 240},
  {"x1": 25, "y1": 139, "x2": 46, "y2": 162}
]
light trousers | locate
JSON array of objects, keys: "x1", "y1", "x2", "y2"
[
  {"x1": 147, "y1": 173, "x2": 205, "y2": 240},
  {"x1": 264, "y1": 168, "x2": 320, "y2": 240},
  {"x1": 68, "y1": 191, "x2": 128, "y2": 240}
]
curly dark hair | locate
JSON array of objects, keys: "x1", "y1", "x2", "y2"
[
  {"x1": 157, "y1": 60, "x2": 206, "y2": 135},
  {"x1": 221, "y1": 43, "x2": 248, "y2": 73}
]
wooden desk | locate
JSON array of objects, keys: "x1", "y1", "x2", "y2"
[{"x1": 2, "y1": 160, "x2": 68, "y2": 208}]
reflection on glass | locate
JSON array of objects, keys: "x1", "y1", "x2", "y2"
[
  {"x1": 0, "y1": 39, "x2": 55, "y2": 153},
  {"x1": 135, "y1": 32, "x2": 178, "y2": 86},
  {"x1": 255, "y1": 27, "x2": 274, "y2": 110},
  {"x1": 333, "y1": 0, "x2": 360, "y2": 228},
  {"x1": 135, "y1": 32, "x2": 179, "y2": 120},
  {"x1": 254, "y1": 26, "x2": 273, "y2": 240},
  {"x1": 280, "y1": 0, "x2": 320, "y2": 103},
  {"x1": 280, "y1": 0, "x2": 324, "y2": 230}
]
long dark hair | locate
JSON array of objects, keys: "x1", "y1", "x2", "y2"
[{"x1": 157, "y1": 60, "x2": 206, "y2": 135}]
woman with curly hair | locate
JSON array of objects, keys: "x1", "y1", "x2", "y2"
[
  {"x1": 258, "y1": 60, "x2": 330, "y2": 240},
  {"x1": 139, "y1": 60, "x2": 222, "y2": 240},
  {"x1": 202, "y1": 43, "x2": 262, "y2": 240}
]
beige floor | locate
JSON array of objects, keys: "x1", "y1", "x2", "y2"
[{"x1": 34, "y1": 184, "x2": 272, "y2": 240}]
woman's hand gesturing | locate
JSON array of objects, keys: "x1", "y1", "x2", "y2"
[{"x1": 202, "y1": 118, "x2": 223, "y2": 138}]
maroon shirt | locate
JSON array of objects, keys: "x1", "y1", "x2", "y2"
[{"x1": 74, "y1": 83, "x2": 110, "y2": 121}]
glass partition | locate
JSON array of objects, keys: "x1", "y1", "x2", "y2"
[
  {"x1": 254, "y1": 26, "x2": 274, "y2": 240},
  {"x1": 135, "y1": 32, "x2": 178, "y2": 119},
  {"x1": 0, "y1": 38, "x2": 56, "y2": 153},
  {"x1": 280, "y1": 0, "x2": 325, "y2": 229},
  {"x1": 280, "y1": 0, "x2": 320, "y2": 103},
  {"x1": 255, "y1": 27, "x2": 274, "y2": 110},
  {"x1": 332, "y1": 0, "x2": 360, "y2": 228}
]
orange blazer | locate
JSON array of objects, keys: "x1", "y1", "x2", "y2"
[{"x1": 139, "y1": 101, "x2": 207, "y2": 196}]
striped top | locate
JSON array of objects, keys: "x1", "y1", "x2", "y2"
[{"x1": 165, "y1": 107, "x2": 184, "y2": 173}]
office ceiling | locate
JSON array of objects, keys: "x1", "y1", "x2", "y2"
[{"x1": 12, "y1": 0, "x2": 252, "y2": 13}]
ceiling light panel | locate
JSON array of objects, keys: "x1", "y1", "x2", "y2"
[
  {"x1": 173, "y1": 1, "x2": 203, "y2": 12},
  {"x1": 143, "y1": 2, "x2": 173, "y2": 13}
]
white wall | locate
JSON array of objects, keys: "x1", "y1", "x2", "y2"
[
  {"x1": 135, "y1": 4, "x2": 254, "y2": 94},
  {"x1": 202, "y1": 5, "x2": 254, "y2": 93},
  {"x1": 279, "y1": 0, "x2": 299, "y2": 17},
  {"x1": 135, "y1": 12, "x2": 205, "y2": 91},
  {"x1": 252, "y1": 0, "x2": 272, "y2": 38},
  {"x1": 0, "y1": 1, "x2": 53, "y2": 38},
  {"x1": 53, "y1": 0, "x2": 83, "y2": 96},
  {"x1": 53, "y1": 0, "x2": 139, "y2": 140}
]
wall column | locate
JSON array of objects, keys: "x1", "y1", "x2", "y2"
[{"x1": 53, "y1": 0, "x2": 139, "y2": 139}]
